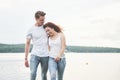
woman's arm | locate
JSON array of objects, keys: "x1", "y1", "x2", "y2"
[{"x1": 55, "y1": 33, "x2": 66, "y2": 61}]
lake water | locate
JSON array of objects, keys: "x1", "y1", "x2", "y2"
[{"x1": 0, "y1": 53, "x2": 120, "y2": 80}]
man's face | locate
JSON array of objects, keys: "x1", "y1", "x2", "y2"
[{"x1": 36, "y1": 16, "x2": 45, "y2": 26}]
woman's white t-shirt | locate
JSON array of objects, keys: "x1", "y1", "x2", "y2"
[{"x1": 49, "y1": 33, "x2": 65, "y2": 58}]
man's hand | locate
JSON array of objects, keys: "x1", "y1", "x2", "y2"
[{"x1": 25, "y1": 59, "x2": 29, "y2": 67}]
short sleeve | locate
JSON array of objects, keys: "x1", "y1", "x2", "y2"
[{"x1": 26, "y1": 28, "x2": 32, "y2": 39}]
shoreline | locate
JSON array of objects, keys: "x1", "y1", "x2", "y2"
[{"x1": 0, "y1": 53, "x2": 120, "y2": 80}]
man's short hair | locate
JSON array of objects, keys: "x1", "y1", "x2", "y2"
[{"x1": 35, "y1": 11, "x2": 46, "y2": 19}]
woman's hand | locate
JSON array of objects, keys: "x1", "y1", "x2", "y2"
[{"x1": 55, "y1": 56, "x2": 60, "y2": 62}]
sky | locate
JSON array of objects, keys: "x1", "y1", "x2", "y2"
[{"x1": 0, "y1": 0, "x2": 120, "y2": 48}]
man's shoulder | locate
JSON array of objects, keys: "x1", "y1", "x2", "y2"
[
  {"x1": 27, "y1": 25, "x2": 35, "y2": 33},
  {"x1": 28, "y1": 25, "x2": 36, "y2": 30}
]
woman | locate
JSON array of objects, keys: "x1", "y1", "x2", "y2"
[{"x1": 44, "y1": 22, "x2": 66, "y2": 80}]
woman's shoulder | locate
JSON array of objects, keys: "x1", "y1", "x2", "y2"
[{"x1": 59, "y1": 32, "x2": 65, "y2": 38}]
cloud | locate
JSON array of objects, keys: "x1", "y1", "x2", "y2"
[
  {"x1": 0, "y1": 0, "x2": 11, "y2": 9},
  {"x1": 0, "y1": 0, "x2": 120, "y2": 47}
]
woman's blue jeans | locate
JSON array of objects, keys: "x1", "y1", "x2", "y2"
[
  {"x1": 30, "y1": 55, "x2": 49, "y2": 80},
  {"x1": 49, "y1": 57, "x2": 66, "y2": 80}
]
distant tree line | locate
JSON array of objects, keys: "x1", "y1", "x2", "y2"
[
  {"x1": 0, "y1": 43, "x2": 120, "y2": 53},
  {"x1": 66, "y1": 46, "x2": 120, "y2": 53},
  {"x1": 0, "y1": 43, "x2": 28, "y2": 53}
]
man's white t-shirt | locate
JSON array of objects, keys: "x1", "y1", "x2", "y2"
[{"x1": 26, "y1": 25, "x2": 49, "y2": 57}]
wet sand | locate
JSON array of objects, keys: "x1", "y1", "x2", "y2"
[{"x1": 0, "y1": 53, "x2": 120, "y2": 80}]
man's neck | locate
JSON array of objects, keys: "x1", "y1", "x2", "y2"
[{"x1": 35, "y1": 23, "x2": 43, "y2": 27}]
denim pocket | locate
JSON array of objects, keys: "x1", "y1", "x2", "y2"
[
  {"x1": 30, "y1": 55, "x2": 37, "y2": 62},
  {"x1": 60, "y1": 58, "x2": 66, "y2": 66}
]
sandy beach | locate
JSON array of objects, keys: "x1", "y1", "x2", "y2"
[{"x1": 0, "y1": 53, "x2": 120, "y2": 80}]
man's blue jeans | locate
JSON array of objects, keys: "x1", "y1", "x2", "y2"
[
  {"x1": 49, "y1": 57, "x2": 66, "y2": 80},
  {"x1": 30, "y1": 55, "x2": 49, "y2": 80}
]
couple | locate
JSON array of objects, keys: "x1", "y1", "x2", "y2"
[{"x1": 24, "y1": 11, "x2": 66, "y2": 80}]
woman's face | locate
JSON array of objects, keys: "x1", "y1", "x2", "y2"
[{"x1": 45, "y1": 27, "x2": 54, "y2": 36}]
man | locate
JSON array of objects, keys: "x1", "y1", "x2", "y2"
[{"x1": 24, "y1": 11, "x2": 49, "y2": 80}]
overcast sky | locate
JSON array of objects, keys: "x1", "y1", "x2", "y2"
[{"x1": 0, "y1": 0, "x2": 120, "y2": 48}]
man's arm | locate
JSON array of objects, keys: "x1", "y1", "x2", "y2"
[{"x1": 24, "y1": 39, "x2": 31, "y2": 67}]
